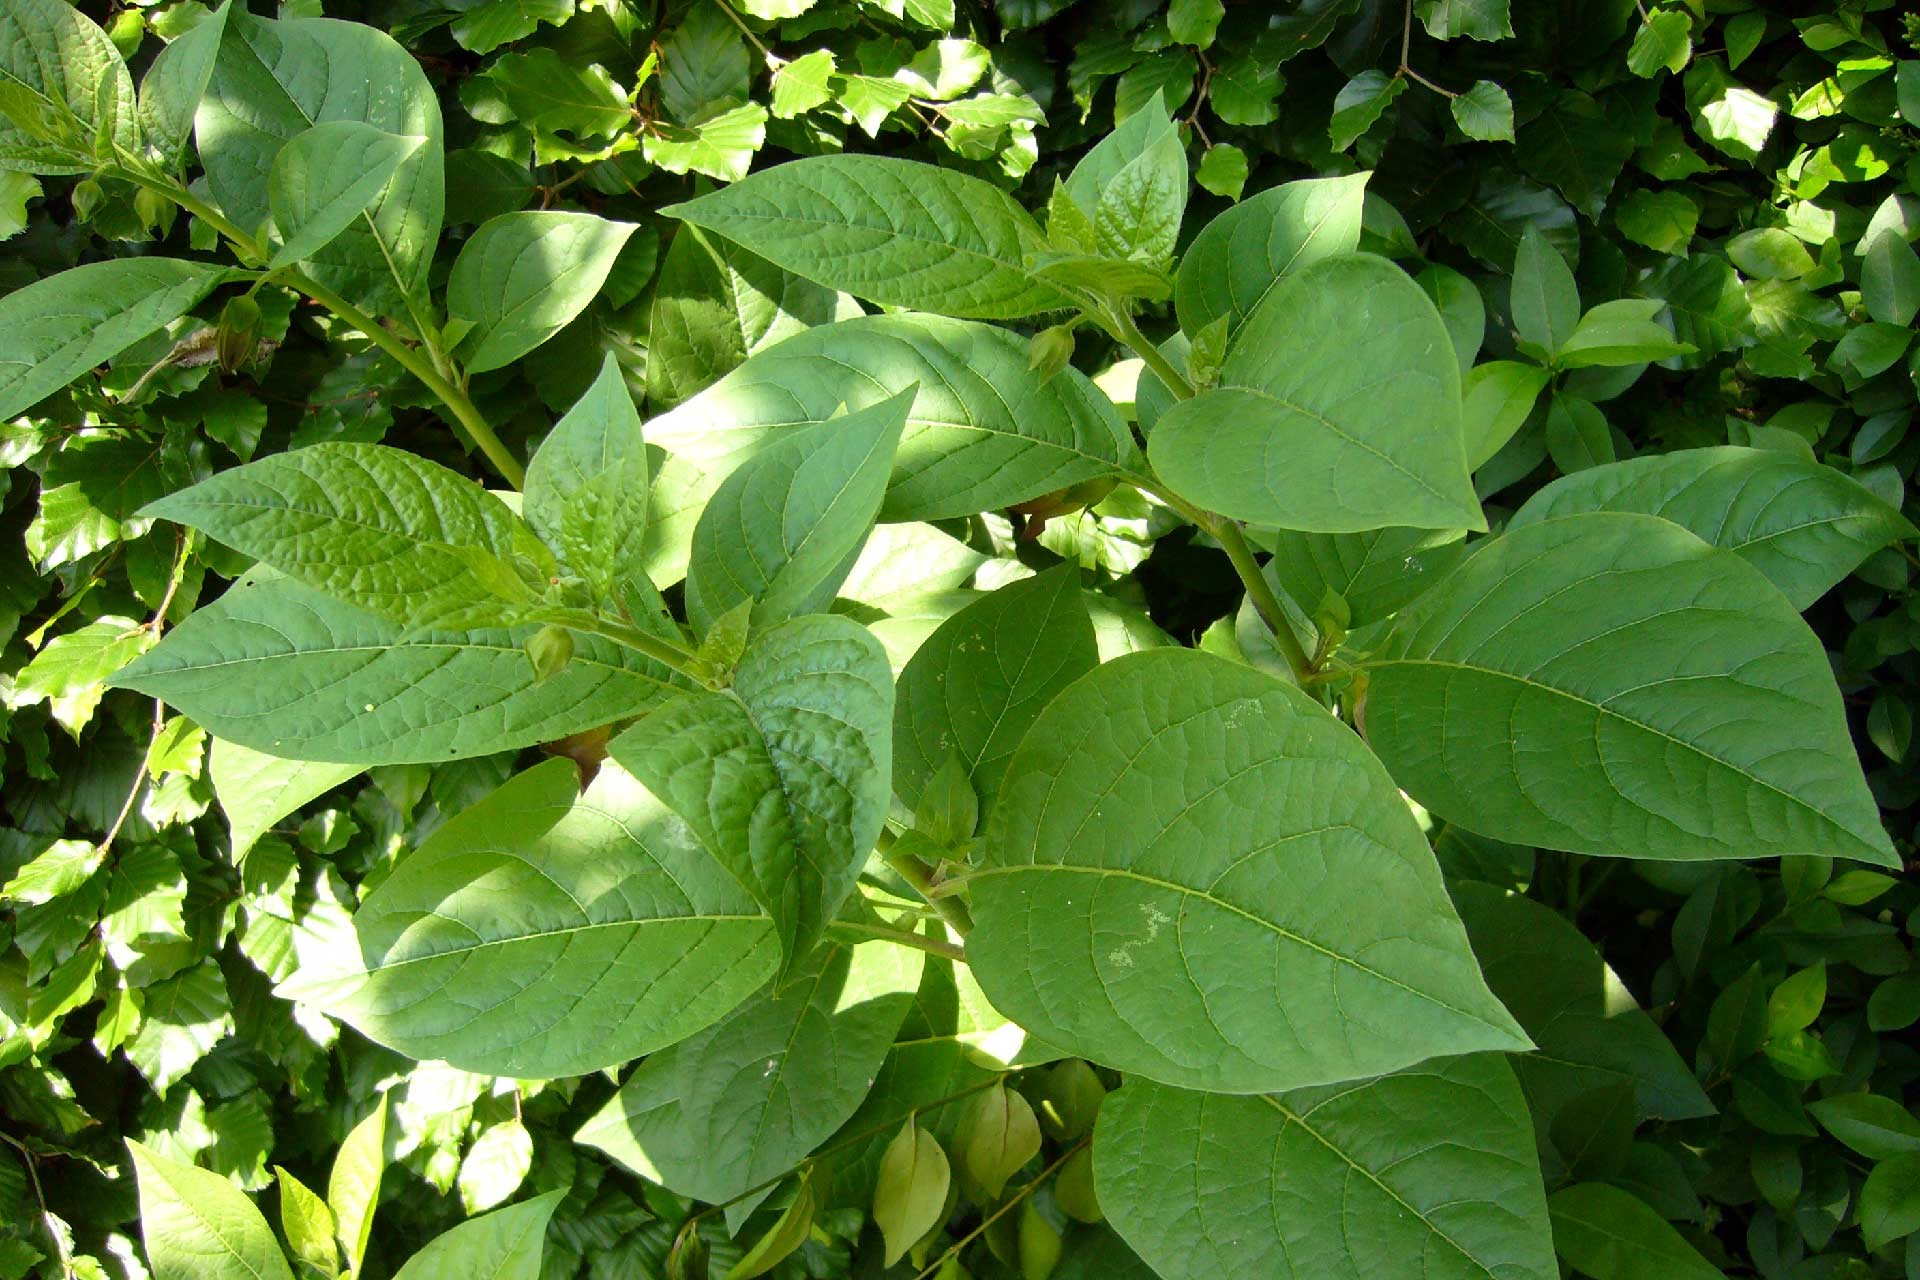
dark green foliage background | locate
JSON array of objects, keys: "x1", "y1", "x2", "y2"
[{"x1": 2, "y1": 0, "x2": 1917, "y2": 1276}]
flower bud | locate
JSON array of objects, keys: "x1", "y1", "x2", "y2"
[
  {"x1": 524, "y1": 624, "x2": 574, "y2": 681},
  {"x1": 1028, "y1": 324, "x2": 1076, "y2": 381},
  {"x1": 215, "y1": 295, "x2": 262, "y2": 373},
  {"x1": 70, "y1": 178, "x2": 106, "y2": 221}
]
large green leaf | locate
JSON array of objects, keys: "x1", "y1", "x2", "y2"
[
  {"x1": 891, "y1": 564, "x2": 1098, "y2": 815},
  {"x1": 389, "y1": 1190, "x2": 562, "y2": 1280},
  {"x1": 647, "y1": 225, "x2": 845, "y2": 412},
  {"x1": 1173, "y1": 173, "x2": 1369, "y2": 338},
  {"x1": 285, "y1": 760, "x2": 777, "y2": 1077},
  {"x1": 112, "y1": 572, "x2": 674, "y2": 765},
  {"x1": 1148, "y1": 254, "x2": 1483, "y2": 533},
  {"x1": 1452, "y1": 883, "x2": 1711, "y2": 1126},
  {"x1": 328, "y1": 1097, "x2": 385, "y2": 1273},
  {"x1": 1096, "y1": 1054, "x2": 1555, "y2": 1280},
  {"x1": 0, "y1": 259, "x2": 232, "y2": 420},
  {"x1": 662, "y1": 155, "x2": 1068, "y2": 319},
  {"x1": 0, "y1": 0, "x2": 138, "y2": 173},
  {"x1": 575, "y1": 938, "x2": 921, "y2": 1205},
  {"x1": 137, "y1": 0, "x2": 232, "y2": 167},
  {"x1": 685, "y1": 389, "x2": 910, "y2": 635},
  {"x1": 1510, "y1": 447, "x2": 1918, "y2": 610},
  {"x1": 1363, "y1": 512, "x2": 1895, "y2": 866},
  {"x1": 129, "y1": 1139, "x2": 294, "y2": 1280},
  {"x1": 643, "y1": 313, "x2": 1135, "y2": 581},
  {"x1": 1547, "y1": 1183, "x2": 1726, "y2": 1280},
  {"x1": 144, "y1": 443, "x2": 554, "y2": 629},
  {"x1": 610, "y1": 614, "x2": 893, "y2": 971},
  {"x1": 266, "y1": 120, "x2": 424, "y2": 270},
  {"x1": 970, "y1": 648, "x2": 1527, "y2": 1094},
  {"x1": 196, "y1": 13, "x2": 443, "y2": 311},
  {"x1": 523, "y1": 353, "x2": 652, "y2": 614},
  {"x1": 448, "y1": 210, "x2": 638, "y2": 372}
]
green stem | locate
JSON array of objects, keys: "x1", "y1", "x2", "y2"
[
  {"x1": 1101, "y1": 302, "x2": 1194, "y2": 399},
  {"x1": 284, "y1": 269, "x2": 526, "y2": 489},
  {"x1": 829, "y1": 919, "x2": 967, "y2": 964},
  {"x1": 1217, "y1": 522, "x2": 1312, "y2": 681},
  {"x1": 911, "y1": 1137, "x2": 1091, "y2": 1280},
  {"x1": 111, "y1": 166, "x2": 527, "y2": 490},
  {"x1": 882, "y1": 835, "x2": 976, "y2": 938},
  {"x1": 541, "y1": 609, "x2": 718, "y2": 689}
]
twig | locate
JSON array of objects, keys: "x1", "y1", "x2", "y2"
[{"x1": 829, "y1": 919, "x2": 967, "y2": 964}]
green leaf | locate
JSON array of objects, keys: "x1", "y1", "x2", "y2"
[
  {"x1": 389, "y1": 1190, "x2": 561, "y2": 1280},
  {"x1": 726, "y1": 1170, "x2": 818, "y2": 1280},
  {"x1": 327, "y1": 1097, "x2": 384, "y2": 1274},
  {"x1": 1861, "y1": 231, "x2": 1920, "y2": 328},
  {"x1": 1363, "y1": 511, "x2": 1896, "y2": 866},
  {"x1": 1, "y1": 839, "x2": 101, "y2": 906},
  {"x1": 448, "y1": 211, "x2": 639, "y2": 373},
  {"x1": 523, "y1": 353, "x2": 651, "y2": 613},
  {"x1": 210, "y1": 738, "x2": 360, "y2": 861},
  {"x1": 1167, "y1": 0, "x2": 1224, "y2": 47},
  {"x1": 15, "y1": 616, "x2": 155, "y2": 735},
  {"x1": 1685, "y1": 61, "x2": 1776, "y2": 161},
  {"x1": 481, "y1": 48, "x2": 628, "y2": 137},
  {"x1": 197, "y1": 13, "x2": 443, "y2": 311},
  {"x1": 291, "y1": 760, "x2": 777, "y2": 1077},
  {"x1": 1416, "y1": 0, "x2": 1512, "y2": 40},
  {"x1": 769, "y1": 49, "x2": 835, "y2": 119},
  {"x1": 1193, "y1": 143, "x2": 1246, "y2": 200},
  {"x1": 1726, "y1": 228, "x2": 1814, "y2": 280},
  {"x1": 0, "y1": 258, "x2": 231, "y2": 420},
  {"x1": 1807, "y1": 1093, "x2": 1920, "y2": 1160},
  {"x1": 142, "y1": 443, "x2": 554, "y2": 630},
  {"x1": 1064, "y1": 92, "x2": 1187, "y2": 269},
  {"x1": 1627, "y1": 11, "x2": 1692, "y2": 77},
  {"x1": 644, "y1": 313, "x2": 1134, "y2": 579},
  {"x1": 1613, "y1": 189, "x2": 1698, "y2": 255},
  {"x1": 1766, "y1": 963, "x2": 1825, "y2": 1037},
  {"x1": 1451, "y1": 80, "x2": 1514, "y2": 141},
  {"x1": 892, "y1": 565, "x2": 1098, "y2": 816},
  {"x1": 449, "y1": 0, "x2": 572, "y2": 55},
  {"x1": 1555, "y1": 299, "x2": 1692, "y2": 366},
  {"x1": 657, "y1": 2, "x2": 749, "y2": 122},
  {"x1": 610, "y1": 615, "x2": 892, "y2": 972},
  {"x1": 685, "y1": 388, "x2": 910, "y2": 635},
  {"x1": 1452, "y1": 882, "x2": 1713, "y2": 1125},
  {"x1": 1174, "y1": 173, "x2": 1369, "y2": 339},
  {"x1": 575, "y1": 939, "x2": 921, "y2": 1205},
  {"x1": 1461, "y1": 360, "x2": 1550, "y2": 470},
  {"x1": 137, "y1": 1, "x2": 231, "y2": 166},
  {"x1": 641, "y1": 103, "x2": 767, "y2": 183},
  {"x1": 1860, "y1": 1154, "x2": 1920, "y2": 1250},
  {"x1": 266, "y1": 120, "x2": 424, "y2": 270},
  {"x1": 647, "y1": 226, "x2": 844, "y2": 412},
  {"x1": 1545, "y1": 392, "x2": 1614, "y2": 472},
  {"x1": 113, "y1": 572, "x2": 675, "y2": 765},
  {"x1": 1512, "y1": 447, "x2": 1917, "y2": 609},
  {"x1": 1511, "y1": 225, "x2": 1580, "y2": 355},
  {"x1": 275, "y1": 1167, "x2": 338, "y2": 1278},
  {"x1": 1547, "y1": 1183, "x2": 1726, "y2": 1280},
  {"x1": 1097, "y1": 1054, "x2": 1555, "y2": 1280},
  {"x1": 0, "y1": 0, "x2": 138, "y2": 173},
  {"x1": 458, "y1": 1121, "x2": 533, "y2": 1214},
  {"x1": 662, "y1": 155, "x2": 1067, "y2": 320},
  {"x1": 0, "y1": 169, "x2": 37, "y2": 237},
  {"x1": 130, "y1": 1139, "x2": 294, "y2": 1280},
  {"x1": 1149, "y1": 254, "x2": 1484, "y2": 533},
  {"x1": 874, "y1": 1121, "x2": 950, "y2": 1266},
  {"x1": 1515, "y1": 90, "x2": 1634, "y2": 219},
  {"x1": 1328, "y1": 71, "x2": 1404, "y2": 150},
  {"x1": 1263, "y1": 528, "x2": 1469, "y2": 632},
  {"x1": 970, "y1": 648, "x2": 1527, "y2": 1094}
]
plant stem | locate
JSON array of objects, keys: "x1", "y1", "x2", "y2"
[
  {"x1": 1216, "y1": 522, "x2": 1312, "y2": 681},
  {"x1": 111, "y1": 165, "x2": 527, "y2": 489},
  {"x1": 540, "y1": 609, "x2": 718, "y2": 689},
  {"x1": 882, "y1": 834, "x2": 976, "y2": 938},
  {"x1": 283, "y1": 269, "x2": 526, "y2": 489},
  {"x1": 1101, "y1": 303, "x2": 1194, "y2": 399},
  {"x1": 829, "y1": 919, "x2": 967, "y2": 963}
]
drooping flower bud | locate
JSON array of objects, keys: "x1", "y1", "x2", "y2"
[
  {"x1": 215, "y1": 295, "x2": 262, "y2": 373},
  {"x1": 523, "y1": 624, "x2": 574, "y2": 681}
]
